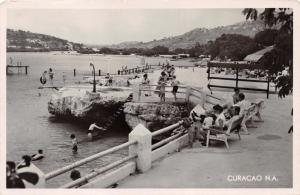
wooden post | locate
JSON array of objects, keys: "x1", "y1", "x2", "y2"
[
  {"x1": 74, "y1": 69, "x2": 76, "y2": 77},
  {"x1": 138, "y1": 84, "x2": 141, "y2": 102},
  {"x1": 236, "y1": 69, "x2": 238, "y2": 88},
  {"x1": 98, "y1": 69, "x2": 101, "y2": 76},
  {"x1": 267, "y1": 77, "x2": 270, "y2": 99},
  {"x1": 207, "y1": 66, "x2": 210, "y2": 80},
  {"x1": 25, "y1": 66, "x2": 28, "y2": 75},
  {"x1": 185, "y1": 86, "x2": 191, "y2": 103}
]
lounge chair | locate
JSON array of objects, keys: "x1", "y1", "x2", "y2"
[
  {"x1": 253, "y1": 99, "x2": 264, "y2": 122},
  {"x1": 204, "y1": 115, "x2": 244, "y2": 149},
  {"x1": 241, "y1": 104, "x2": 257, "y2": 134},
  {"x1": 241, "y1": 99, "x2": 265, "y2": 133}
]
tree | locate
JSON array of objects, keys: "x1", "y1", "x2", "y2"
[
  {"x1": 243, "y1": 8, "x2": 293, "y2": 98},
  {"x1": 151, "y1": 45, "x2": 169, "y2": 55},
  {"x1": 206, "y1": 34, "x2": 260, "y2": 61},
  {"x1": 254, "y1": 29, "x2": 279, "y2": 46}
]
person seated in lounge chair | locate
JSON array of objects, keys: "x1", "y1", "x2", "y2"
[
  {"x1": 204, "y1": 105, "x2": 238, "y2": 131},
  {"x1": 232, "y1": 88, "x2": 240, "y2": 104},
  {"x1": 234, "y1": 93, "x2": 251, "y2": 116}
]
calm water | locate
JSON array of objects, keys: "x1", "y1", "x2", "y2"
[{"x1": 6, "y1": 52, "x2": 194, "y2": 187}]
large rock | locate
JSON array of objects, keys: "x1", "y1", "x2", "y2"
[
  {"x1": 124, "y1": 102, "x2": 187, "y2": 131},
  {"x1": 48, "y1": 86, "x2": 132, "y2": 125}
]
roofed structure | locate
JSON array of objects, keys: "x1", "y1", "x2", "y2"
[{"x1": 243, "y1": 45, "x2": 274, "y2": 62}]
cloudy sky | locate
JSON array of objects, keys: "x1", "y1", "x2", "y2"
[{"x1": 8, "y1": 9, "x2": 246, "y2": 45}]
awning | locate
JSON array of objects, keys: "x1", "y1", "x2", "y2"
[{"x1": 243, "y1": 45, "x2": 274, "y2": 62}]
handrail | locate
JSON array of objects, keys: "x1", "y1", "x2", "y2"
[
  {"x1": 139, "y1": 84, "x2": 187, "y2": 88},
  {"x1": 190, "y1": 87, "x2": 203, "y2": 94},
  {"x1": 60, "y1": 155, "x2": 137, "y2": 188},
  {"x1": 152, "y1": 121, "x2": 183, "y2": 137},
  {"x1": 139, "y1": 89, "x2": 186, "y2": 94},
  {"x1": 190, "y1": 92, "x2": 202, "y2": 100},
  {"x1": 152, "y1": 132, "x2": 184, "y2": 150},
  {"x1": 206, "y1": 94, "x2": 223, "y2": 101},
  {"x1": 45, "y1": 140, "x2": 137, "y2": 180}
]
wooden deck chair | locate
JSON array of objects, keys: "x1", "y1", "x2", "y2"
[
  {"x1": 253, "y1": 99, "x2": 264, "y2": 122},
  {"x1": 241, "y1": 104, "x2": 257, "y2": 133},
  {"x1": 205, "y1": 115, "x2": 243, "y2": 149}
]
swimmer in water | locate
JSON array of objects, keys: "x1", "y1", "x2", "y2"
[
  {"x1": 17, "y1": 155, "x2": 32, "y2": 169},
  {"x1": 87, "y1": 122, "x2": 106, "y2": 140},
  {"x1": 31, "y1": 149, "x2": 44, "y2": 161},
  {"x1": 70, "y1": 134, "x2": 78, "y2": 153}
]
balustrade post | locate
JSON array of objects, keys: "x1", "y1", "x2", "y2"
[
  {"x1": 128, "y1": 124, "x2": 152, "y2": 173},
  {"x1": 185, "y1": 86, "x2": 191, "y2": 103},
  {"x1": 200, "y1": 90, "x2": 207, "y2": 108},
  {"x1": 132, "y1": 84, "x2": 141, "y2": 102}
]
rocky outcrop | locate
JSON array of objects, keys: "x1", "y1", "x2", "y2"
[
  {"x1": 48, "y1": 86, "x2": 132, "y2": 126},
  {"x1": 123, "y1": 102, "x2": 188, "y2": 131},
  {"x1": 48, "y1": 85, "x2": 190, "y2": 132}
]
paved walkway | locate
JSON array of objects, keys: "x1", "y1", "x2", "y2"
[{"x1": 118, "y1": 94, "x2": 293, "y2": 188}]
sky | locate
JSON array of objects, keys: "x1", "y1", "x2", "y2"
[{"x1": 7, "y1": 9, "x2": 246, "y2": 45}]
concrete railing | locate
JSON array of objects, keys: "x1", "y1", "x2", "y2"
[
  {"x1": 133, "y1": 83, "x2": 204, "y2": 104},
  {"x1": 35, "y1": 120, "x2": 186, "y2": 188}
]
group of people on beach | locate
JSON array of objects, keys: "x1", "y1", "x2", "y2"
[
  {"x1": 154, "y1": 64, "x2": 179, "y2": 102},
  {"x1": 173, "y1": 88, "x2": 251, "y2": 148}
]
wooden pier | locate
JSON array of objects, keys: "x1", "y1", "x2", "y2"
[
  {"x1": 6, "y1": 65, "x2": 29, "y2": 75},
  {"x1": 117, "y1": 64, "x2": 154, "y2": 75}
]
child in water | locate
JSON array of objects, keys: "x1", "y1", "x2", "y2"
[
  {"x1": 62, "y1": 72, "x2": 67, "y2": 85},
  {"x1": 31, "y1": 149, "x2": 44, "y2": 161},
  {"x1": 70, "y1": 134, "x2": 78, "y2": 153}
]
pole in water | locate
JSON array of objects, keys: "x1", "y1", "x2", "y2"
[
  {"x1": 98, "y1": 69, "x2": 101, "y2": 76},
  {"x1": 74, "y1": 69, "x2": 76, "y2": 77}
]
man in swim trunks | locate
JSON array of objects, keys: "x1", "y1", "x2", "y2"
[
  {"x1": 88, "y1": 122, "x2": 106, "y2": 140},
  {"x1": 48, "y1": 68, "x2": 54, "y2": 86}
]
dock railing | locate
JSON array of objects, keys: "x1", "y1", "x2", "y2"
[{"x1": 117, "y1": 64, "x2": 154, "y2": 75}]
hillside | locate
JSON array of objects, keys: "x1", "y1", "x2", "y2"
[
  {"x1": 110, "y1": 20, "x2": 266, "y2": 50},
  {"x1": 7, "y1": 20, "x2": 266, "y2": 52},
  {"x1": 7, "y1": 29, "x2": 83, "y2": 52}
]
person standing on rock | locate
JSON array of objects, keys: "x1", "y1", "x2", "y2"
[
  {"x1": 141, "y1": 74, "x2": 151, "y2": 96},
  {"x1": 87, "y1": 122, "x2": 106, "y2": 140},
  {"x1": 48, "y1": 68, "x2": 54, "y2": 86},
  {"x1": 171, "y1": 76, "x2": 179, "y2": 101}
]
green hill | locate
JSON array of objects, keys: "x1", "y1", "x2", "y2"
[{"x1": 7, "y1": 29, "x2": 83, "y2": 52}]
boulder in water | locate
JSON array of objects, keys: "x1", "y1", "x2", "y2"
[{"x1": 48, "y1": 86, "x2": 132, "y2": 126}]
